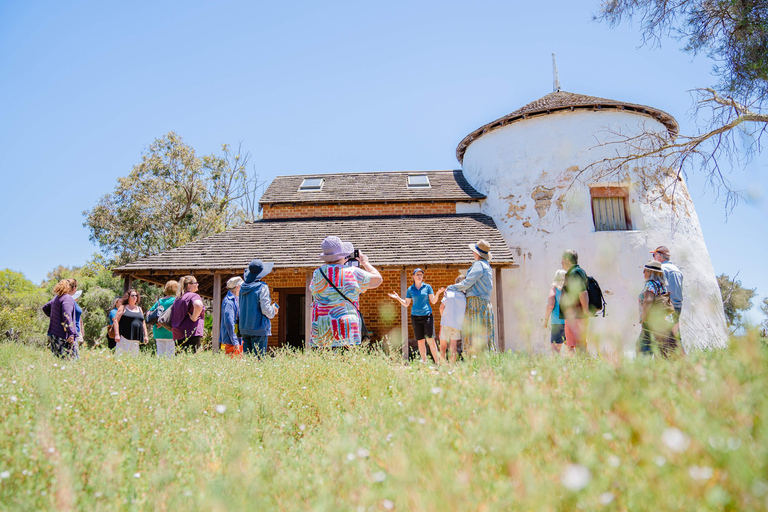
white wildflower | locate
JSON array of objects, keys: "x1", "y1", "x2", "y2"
[
  {"x1": 602, "y1": 433, "x2": 614, "y2": 441},
  {"x1": 689, "y1": 466, "x2": 713, "y2": 480},
  {"x1": 662, "y1": 428, "x2": 690, "y2": 452},
  {"x1": 530, "y1": 370, "x2": 537, "y2": 376},
  {"x1": 356, "y1": 448, "x2": 370, "y2": 458},
  {"x1": 599, "y1": 492, "x2": 614, "y2": 505},
  {"x1": 0, "y1": 471, "x2": 10, "y2": 479},
  {"x1": 654, "y1": 456, "x2": 666, "y2": 466},
  {"x1": 373, "y1": 471, "x2": 387, "y2": 483},
  {"x1": 561, "y1": 464, "x2": 591, "y2": 491},
  {"x1": 431, "y1": 387, "x2": 443, "y2": 395},
  {"x1": 9, "y1": 396, "x2": 17, "y2": 403},
  {"x1": 215, "y1": 405, "x2": 226, "y2": 414},
  {"x1": 418, "y1": 418, "x2": 426, "y2": 425},
  {"x1": 608, "y1": 455, "x2": 620, "y2": 467},
  {"x1": 299, "y1": 424, "x2": 306, "y2": 431},
  {"x1": 133, "y1": 472, "x2": 141, "y2": 478},
  {"x1": 383, "y1": 499, "x2": 394, "y2": 509},
  {"x1": 727, "y1": 437, "x2": 741, "y2": 450},
  {"x1": 346, "y1": 453, "x2": 356, "y2": 461}
]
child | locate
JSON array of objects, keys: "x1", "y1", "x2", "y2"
[{"x1": 439, "y1": 274, "x2": 466, "y2": 364}]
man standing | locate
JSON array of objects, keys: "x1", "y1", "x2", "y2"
[
  {"x1": 652, "y1": 246, "x2": 684, "y2": 342},
  {"x1": 559, "y1": 249, "x2": 589, "y2": 353},
  {"x1": 239, "y1": 259, "x2": 279, "y2": 358}
]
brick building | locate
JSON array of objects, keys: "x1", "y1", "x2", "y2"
[{"x1": 115, "y1": 170, "x2": 517, "y2": 355}]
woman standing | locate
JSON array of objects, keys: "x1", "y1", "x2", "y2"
[
  {"x1": 310, "y1": 236, "x2": 382, "y2": 348},
  {"x1": 447, "y1": 239, "x2": 496, "y2": 353},
  {"x1": 637, "y1": 260, "x2": 681, "y2": 358},
  {"x1": 171, "y1": 276, "x2": 206, "y2": 353},
  {"x1": 388, "y1": 268, "x2": 445, "y2": 363},
  {"x1": 72, "y1": 290, "x2": 84, "y2": 344},
  {"x1": 113, "y1": 289, "x2": 148, "y2": 356},
  {"x1": 544, "y1": 270, "x2": 567, "y2": 353},
  {"x1": 220, "y1": 276, "x2": 244, "y2": 357},
  {"x1": 147, "y1": 280, "x2": 178, "y2": 358},
  {"x1": 42, "y1": 278, "x2": 79, "y2": 359}
]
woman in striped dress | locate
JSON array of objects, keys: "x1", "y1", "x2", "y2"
[{"x1": 447, "y1": 239, "x2": 496, "y2": 353}]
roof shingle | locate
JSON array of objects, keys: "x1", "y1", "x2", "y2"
[
  {"x1": 259, "y1": 170, "x2": 485, "y2": 205},
  {"x1": 456, "y1": 90, "x2": 679, "y2": 163}
]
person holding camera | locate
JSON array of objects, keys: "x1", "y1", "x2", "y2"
[
  {"x1": 310, "y1": 236, "x2": 382, "y2": 348},
  {"x1": 388, "y1": 268, "x2": 445, "y2": 363}
]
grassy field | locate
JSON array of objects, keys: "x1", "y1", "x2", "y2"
[{"x1": 0, "y1": 340, "x2": 767, "y2": 511}]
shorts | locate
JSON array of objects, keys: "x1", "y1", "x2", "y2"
[
  {"x1": 440, "y1": 325, "x2": 461, "y2": 341},
  {"x1": 411, "y1": 314, "x2": 435, "y2": 340},
  {"x1": 550, "y1": 323, "x2": 565, "y2": 344}
]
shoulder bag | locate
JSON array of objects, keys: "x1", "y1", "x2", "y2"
[{"x1": 319, "y1": 268, "x2": 371, "y2": 344}]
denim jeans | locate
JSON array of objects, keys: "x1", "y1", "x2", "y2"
[{"x1": 242, "y1": 335, "x2": 269, "y2": 358}]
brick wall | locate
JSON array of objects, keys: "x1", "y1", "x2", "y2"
[
  {"x1": 261, "y1": 202, "x2": 457, "y2": 219},
  {"x1": 254, "y1": 265, "x2": 471, "y2": 350}
]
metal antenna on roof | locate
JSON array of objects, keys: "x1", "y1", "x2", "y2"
[{"x1": 552, "y1": 53, "x2": 561, "y2": 92}]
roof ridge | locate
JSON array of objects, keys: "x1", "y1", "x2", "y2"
[
  {"x1": 256, "y1": 212, "x2": 491, "y2": 223},
  {"x1": 271, "y1": 169, "x2": 462, "y2": 180}
]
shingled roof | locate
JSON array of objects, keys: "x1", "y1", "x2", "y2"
[
  {"x1": 456, "y1": 90, "x2": 679, "y2": 164},
  {"x1": 115, "y1": 213, "x2": 515, "y2": 295},
  {"x1": 259, "y1": 170, "x2": 485, "y2": 205}
]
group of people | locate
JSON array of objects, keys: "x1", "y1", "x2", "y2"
[
  {"x1": 42, "y1": 239, "x2": 684, "y2": 362},
  {"x1": 544, "y1": 246, "x2": 684, "y2": 358}
]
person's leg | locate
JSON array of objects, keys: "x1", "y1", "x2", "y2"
[
  {"x1": 563, "y1": 319, "x2": 576, "y2": 354},
  {"x1": 107, "y1": 337, "x2": 116, "y2": 350},
  {"x1": 242, "y1": 335, "x2": 254, "y2": 356},
  {"x1": 424, "y1": 315, "x2": 440, "y2": 363},
  {"x1": 257, "y1": 336, "x2": 269, "y2": 358},
  {"x1": 426, "y1": 338, "x2": 441, "y2": 364},
  {"x1": 449, "y1": 338, "x2": 458, "y2": 364},
  {"x1": 438, "y1": 326, "x2": 449, "y2": 363},
  {"x1": 637, "y1": 327, "x2": 653, "y2": 356},
  {"x1": 416, "y1": 339, "x2": 428, "y2": 362},
  {"x1": 550, "y1": 324, "x2": 564, "y2": 353},
  {"x1": 412, "y1": 315, "x2": 428, "y2": 362}
]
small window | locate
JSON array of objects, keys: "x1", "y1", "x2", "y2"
[
  {"x1": 299, "y1": 178, "x2": 324, "y2": 191},
  {"x1": 590, "y1": 185, "x2": 631, "y2": 231},
  {"x1": 407, "y1": 175, "x2": 430, "y2": 188}
]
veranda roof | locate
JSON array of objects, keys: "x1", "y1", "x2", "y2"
[{"x1": 115, "y1": 213, "x2": 517, "y2": 296}]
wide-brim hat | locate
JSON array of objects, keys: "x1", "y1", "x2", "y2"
[
  {"x1": 72, "y1": 290, "x2": 83, "y2": 300},
  {"x1": 319, "y1": 236, "x2": 354, "y2": 262},
  {"x1": 644, "y1": 259, "x2": 663, "y2": 272},
  {"x1": 469, "y1": 239, "x2": 492, "y2": 260},
  {"x1": 244, "y1": 259, "x2": 274, "y2": 283}
]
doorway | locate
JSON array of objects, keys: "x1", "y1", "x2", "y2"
[{"x1": 278, "y1": 288, "x2": 306, "y2": 350}]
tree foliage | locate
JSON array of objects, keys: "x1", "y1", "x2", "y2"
[
  {"x1": 594, "y1": 0, "x2": 768, "y2": 206},
  {"x1": 717, "y1": 273, "x2": 757, "y2": 329},
  {"x1": 84, "y1": 132, "x2": 263, "y2": 264},
  {"x1": 0, "y1": 269, "x2": 48, "y2": 345}
]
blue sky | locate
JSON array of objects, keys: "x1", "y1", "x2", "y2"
[{"x1": 1, "y1": 0, "x2": 766, "y2": 322}]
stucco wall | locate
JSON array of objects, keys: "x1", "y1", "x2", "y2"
[{"x1": 462, "y1": 109, "x2": 728, "y2": 353}]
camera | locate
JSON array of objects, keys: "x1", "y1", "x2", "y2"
[{"x1": 345, "y1": 249, "x2": 360, "y2": 267}]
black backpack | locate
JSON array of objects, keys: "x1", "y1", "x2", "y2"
[{"x1": 587, "y1": 276, "x2": 606, "y2": 317}]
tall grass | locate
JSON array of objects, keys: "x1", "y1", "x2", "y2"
[{"x1": 0, "y1": 339, "x2": 767, "y2": 511}]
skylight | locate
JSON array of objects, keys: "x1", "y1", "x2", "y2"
[
  {"x1": 407, "y1": 175, "x2": 430, "y2": 188},
  {"x1": 299, "y1": 178, "x2": 324, "y2": 191}
]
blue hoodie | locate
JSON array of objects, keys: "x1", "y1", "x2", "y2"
[
  {"x1": 238, "y1": 280, "x2": 277, "y2": 336},
  {"x1": 219, "y1": 291, "x2": 240, "y2": 346}
]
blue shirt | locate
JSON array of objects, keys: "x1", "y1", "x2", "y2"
[
  {"x1": 220, "y1": 291, "x2": 240, "y2": 346},
  {"x1": 550, "y1": 288, "x2": 564, "y2": 325},
  {"x1": 661, "y1": 261, "x2": 683, "y2": 310},
  {"x1": 74, "y1": 302, "x2": 82, "y2": 335},
  {"x1": 406, "y1": 283, "x2": 434, "y2": 316},
  {"x1": 448, "y1": 259, "x2": 493, "y2": 300}
]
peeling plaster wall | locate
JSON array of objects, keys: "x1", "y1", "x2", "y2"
[{"x1": 462, "y1": 110, "x2": 727, "y2": 353}]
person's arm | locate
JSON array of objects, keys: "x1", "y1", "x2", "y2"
[
  {"x1": 579, "y1": 291, "x2": 589, "y2": 316},
  {"x1": 62, "y1": 298, "x2": 78, "y2": 341},
  {"x1": 448, "y1": 263, "x2": 482, "y2": 292},
  {"x1": 259, "y1": 286, "x2": 278, "y2": 319},
  {"x1": 439, "y1": 301, "x2": 446, "y2": 316},
  {"x1": 42, "y1": 299, "x2": 53, "y2": 318},
  {"x1": 387, "y1": 291, "x2": 411, "y2": 308},
  {"x1": 113, "y1": 306, "x2": 124, "y2": 341},
  {"x1": 358, "y1": 252, "x2": 382, "y2": 289},
  {"x1": 190, "y1": 300, "x2": 204, "y2": 322},
  {"x1": 640, "y1": 291, "x2": 654, "y2": 323},
  {"x1": 544, "y1": 288, "x2": 556, "y2": 328},
  {"x1": 429, "y1": 287, "x2": 446, "y2": 305},
  {"x1": 222, "y1": 299, "x2": 237, "y2": 344},
  {"x1": 141, "y1": 308, "x2": 149, "y2": 342}
]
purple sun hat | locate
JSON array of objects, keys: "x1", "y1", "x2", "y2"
[{"x1": 319, "y1": 236, "x2": 354, "y2": 262}]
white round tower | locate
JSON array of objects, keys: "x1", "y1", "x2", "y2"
[{"x1": 458, "y1": 91, "x2": 728, "y2": 352}]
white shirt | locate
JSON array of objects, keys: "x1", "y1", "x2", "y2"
[{"x1": 441, "y1": 289, "x2": 467, "y2": 330}]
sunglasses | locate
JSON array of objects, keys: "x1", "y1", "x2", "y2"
[{"x1": 129, "y1": 294, "x2": 138, "y2": 297}]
